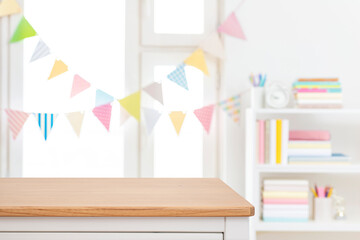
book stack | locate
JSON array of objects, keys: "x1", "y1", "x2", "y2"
[
  {"x1": 288, "y1": 130, "x2": 350, "y2": 165},
  {"x1": 257, "y1": 119, "x2": 289, "y2": 165},
  {"x1": 262, "y1": 179, "x2": 309, "y2": 222},
  {"x1": 293, "y1": 78, "x2": 343, "y2": 108}
]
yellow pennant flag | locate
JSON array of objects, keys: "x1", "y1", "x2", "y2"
[
  {"x1": 169, "y1": 111, "x2": 186, "y2": 135},
  {"x1": 118, "y1": 91, "x2": 141, "y2": 121},
  {"x1": 66, "y1": 112, "x2": 85, "y2": 137},
  {"x1": 48, "y1": 60, "x2": 68, "y2": 80},
  {"x1": 184, "y1": 48, "x2": 209, "y2": 76},
  {"x1": 0, "y1": 0, "x2": 21, "y2": 17}
]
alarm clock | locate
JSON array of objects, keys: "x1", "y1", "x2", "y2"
[{"x1": 265, "y1": 82, "x2": 290, "y2": 108}]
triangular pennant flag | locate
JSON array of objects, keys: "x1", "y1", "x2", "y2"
[
  {"x1": 33, "y1": 113, "x2": 58, "y2": 140},
  {"x1": 184, "y1": 48, "x2": 209, "y2": 76},
  {"x1": 143, "y1": 107, "x2": 161, "y2": 134},
  {"x1": 4, "y1": 109, "x2": 29, "y2": 140},
  {"x1": 95, "y1": 89, "x2": 114, "y2": 106},
  {"x1": 218, "y1": 12, "x2": 246, "y2": 40},
  {"x1": 219, "y1": 94, "x2": 241, "y2": 123},
  {"x1": 92, "y1": 103, "x2": 112, "y2": 131},
  {"x1": 10, "y1": 16, "x2": 36, "y2": 43},
  {"x1": 194, "y1": 104, "x2": 215, "y2": 133},
  {"x1": 169, "y1": 111, "x2": 186, "y2": 135},
  {"x1": 48, "y1": 60, "x2": 68, "y2": 80},
  {"x1": 66, "y1": 112, "x2": 85, "y2": 137},
  {"x1": 143, "y1": 82, "x2": 163, "y2": 104},
  {"x1": 118, "y1": 91, "x2": 141, "y2": 121},
  {"x1": 200, "y1": 32, "x2": 225, "y2": 59},
  {"x1": 30, "y1": 39, "x2": 50, "y2": 62},
  {"x1": 120, "y1": 105, "x2": 130, "y2": 126},
  {"x1": 0, "y1": 0, "x2": 21, "y2": 17},
  {"x1": 167, "y1": 63, "x2": 188, "y2": 90},
  {"x1": 70, "y1": 74, "x2": 91, "y2": 98}
]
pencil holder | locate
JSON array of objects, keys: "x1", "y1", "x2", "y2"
[
  {"x1": 314, "y1": 198, "x2": 333, "y2": 221},
  {"x1": 253, "y1": 87, "x2": 264, "y2": 109}
]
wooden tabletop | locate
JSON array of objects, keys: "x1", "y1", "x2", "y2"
[{"x1": 0, "y1": 178, "x2": 254, "y2": 217}]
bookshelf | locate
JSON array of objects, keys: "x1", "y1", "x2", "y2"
[{"x1": 244, "y1": 89, "x2": 360, "y2": 240}]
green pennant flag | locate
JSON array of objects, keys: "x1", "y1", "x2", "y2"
[{"x1": 10, "y1": 16, "x2": 36, "y2": 43}]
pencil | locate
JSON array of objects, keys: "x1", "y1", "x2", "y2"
[
  {"x1": 327, "y1": 188, "x2": 333, "y2": 198},
  {"x1": 311, "y1": 187, "x2": 318, "y2": 198}
]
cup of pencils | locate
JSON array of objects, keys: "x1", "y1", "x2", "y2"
[
  {"x1": 311, "y1": 185, "x2": 333, "y2": 221},
  {"x1": 250, "y1": 73, "x2": 267, "y2": 108}
]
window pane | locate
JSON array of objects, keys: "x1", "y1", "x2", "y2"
[
  {"x1": 154, "y1": 0, "x2": 204, "y2": 34},
  {"x1": 22, "y1": 0, "x2": 125, "y2": 177},
  {"x1": 154, "y1": 65, "x2": 203, "y2": 177}
]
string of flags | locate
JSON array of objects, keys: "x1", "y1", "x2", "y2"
[{"x1": 1, "y1": 0, "x2": 248, "y2": 141}]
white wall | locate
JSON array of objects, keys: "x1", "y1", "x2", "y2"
[{"x1": 222, "y1": 0, "x2": 360, "y2": 194}]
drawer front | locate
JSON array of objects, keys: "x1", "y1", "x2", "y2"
[{"x1": 0, "y1": 233, "x2": 223, "y2": 240}]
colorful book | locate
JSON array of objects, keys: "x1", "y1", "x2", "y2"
[
  {"x1": 262, "y1": 198, "x2": 308, "y2": 204},
  {"x1": 263, "y1": 191, "x2": 308, "y2": 199},
  {"x1": 263, "y1": 185, "x2": 310, "y2": 192},
  {"x1": 288, "y1": 148, "x2": 332, "y2": 156},
  {"x1": 263, "y1": 204, "x2": 309, "y2": 211},
  {"x1": 294, "y1": 85, "x2": 341, "y2": 89},
  {"x1": 265, "y1": 120, "x2": 270, "y2": 164},
  {"x1": 296, "y1": 99, "x2": 342, "y2": 104},
  {"x1": 297, "y1": 104, "x2": 342, "y2": 109},
  {"x1": 263, "y1": 210, "x2": 309, "y2": 218},
  {"x1": 281, "y1": 119, "x2": 289, "y2": 165},
  {"x1": 276, "y1": 119, "x2": 282, "y2": 164},
  {"x1": 289, "y1": 130, "x2": 330, "y2": 141},
  {"x1": 293, "y1": 82, "x2": 340, "y2": 86},
  {"x1": 298, "y1": 78, "x2": 338, "y2": 82},
  {"x1": 269, "y1": 119, "x2": 277, "y2": 165},
  {"x1": 296, "y1": 88, "x2": 342, "y2": 93},
  {"x1": 258, "y1": 120, "x2": 265, "y2": 164},
  {"x1": 264, "y1": 179, "x2": 309, "y2": 186},
  {"x1": 295, "y1": 93, "x2": 342, "y2": 99},
  {"x1": 288, "y1": 153, "x2": 350, "y2": 162},
  {"x1": 288, "y1": 141, "x2": 331, "y2": 149}
]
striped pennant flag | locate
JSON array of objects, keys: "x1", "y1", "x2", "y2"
[
  {"x1": 4, "y1": 109, "x2": 30, "y2": 140},
  {"x1": 33, "y1": 113, "x2": 58, "y2": 140},
  {"x1": 30, "y1": 39, "x2": 50, "y2": 62},
  {"x1": 219, "y1": 94, "x2": 241, "y2": 123}
]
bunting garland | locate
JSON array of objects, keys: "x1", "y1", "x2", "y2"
[
  {"x1": 95, "y1": 89, "x2": 114, "y2": 107},
  {"x1": 167, "y1": 63, "x2": 188, "y2": 90},
  {"x1": 48, "y1": 59, "x2": 68, "y2": 80},
  {"x1": 4, "y1": 109, "x2": 29, "y2": 140},
  {"x1": 194, "y1": 104, "x2": 215, "y2": 133},
  {"x1": 10, "y1": 16, "x2": 36, "y2": 43},
  {"x1": 92, "y1": 103, "x2": 112, "y2": 131},
  {"x1": 143, "y1": 82, "x2": 163, "y2": 105},
  {"x1": 70, "y1": 74, "x2": 91, "y2": 98},
  {"x1": 4, "y1": 2, "x2": 249, "y2": 140},
  {"x1": 0, "y1": 0, "x2": 21, "y2": 17},
  {"x1": 33, "y1": 113, "x2": 58, "y2": 140},
  {"x1": 143, "y1": 107, "x2": 161, "y2": 134},
  {"x1": 30, "y1": 39, "x2": 50, "y2": 62},
  {"x1": 217, "y1": 12, "x2": 246, "y2": 40},
  {"x1": 118, "y1": 91, "x2": 141, "y2": 121},
  {"x1": 219, "y1": 94, "x2": 242, "y2": 123},
  {"x1": 66, "y1": 112, "x2": 85, "y2": 137},
  {"x1": 184, "y1": 48, "x2": 209, "y2": 76},
  {"x1": 169, "y1": 111, "x2": 186, "y2": 135}
]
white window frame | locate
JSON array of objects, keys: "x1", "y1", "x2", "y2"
[
  {"x1": 139, "y1": 0, "x2": 221, "y2": 178},
  {"x1": 141, "y1": 0, "x2": 218, "y2": 46},
  {"x1": 1, "y1": 0, "x2": 139, "y2": 177}
]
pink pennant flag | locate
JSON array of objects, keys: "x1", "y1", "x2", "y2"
[
  {"x1": 4, "y1": 109, "x2": 30, "y2": 139},
  {"x1": 194, "y1": 104, "x2": 215, "y2": 133},
  {"x1": 92, "y1": 103, "x2": 112, "y2": 131},
  {"x1": 70, "y1": 74, "x2": 91, "y2": 98},
  {"x1": 218, "y1": 12, "x2": 246, "y2": 40}
]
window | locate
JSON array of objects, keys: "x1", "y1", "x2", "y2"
[{"x1": 22, "y1": 0, "x2": 126, "y2": 177}]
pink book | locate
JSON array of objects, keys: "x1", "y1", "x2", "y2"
[
  {"x1": 296, "y1": 89, "x2": 327, "y2": 93},
  {"x1": 289, "y1": 130, "x2": 330, "y2": 141},
  {"x1": 258, "y1": 120, "x2": 265, "y2": 164},
  {"x1": 263, "y1": 198, "x2": 308, "y2": 205}
]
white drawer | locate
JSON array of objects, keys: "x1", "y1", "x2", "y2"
[{"x1": 0, "y1": 233, "x2": 223, "y2": 240}]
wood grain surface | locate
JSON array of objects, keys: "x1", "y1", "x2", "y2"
[{"x1": 0, "y1": 178, "x2": 254, "y2": 217}]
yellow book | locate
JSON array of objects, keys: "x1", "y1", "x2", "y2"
[
  {"x1": 263, "y1": 191, "x2": 308, "y2": 199},
  {"x1": 276, "y1": 119, "x2": 282, "y2": 164}
]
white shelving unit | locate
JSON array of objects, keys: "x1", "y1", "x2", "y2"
[{"x1": 245, "y1": 89, "x2": 360, "y2": 240}]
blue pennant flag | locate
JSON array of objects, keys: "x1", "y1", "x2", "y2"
[
  {"x1": 33, "y1": 113, "x2": 58, "y2": 140},
  {"x1": 167, "y1": 63, "x2": 188, "y2": 90},
  {"x1": 95, "y1": 89, "x2": 114, "y2": 106}
]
